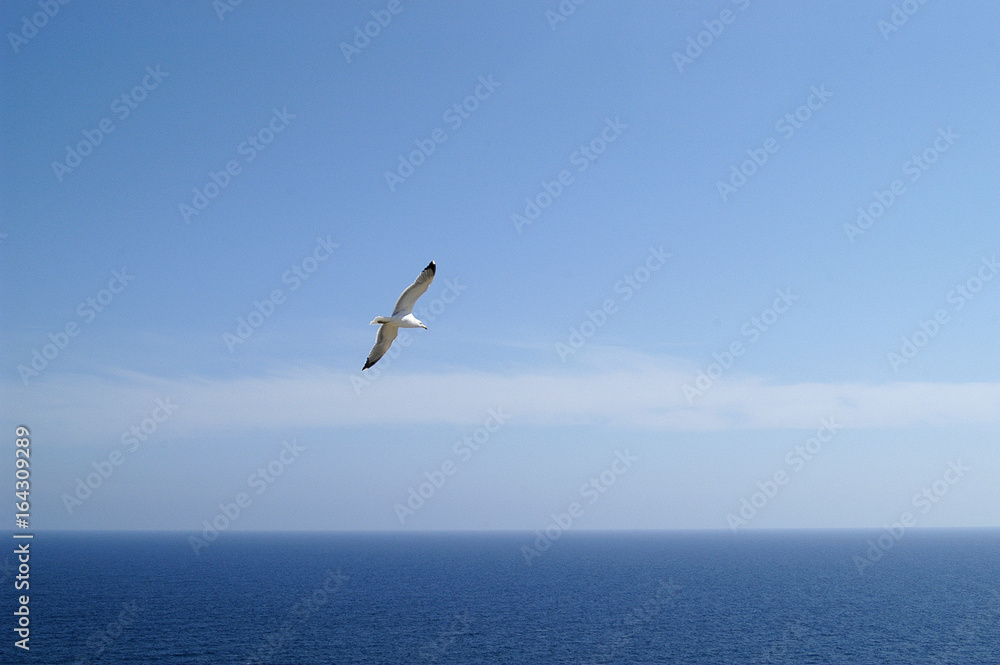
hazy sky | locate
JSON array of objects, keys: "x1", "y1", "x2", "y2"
[{"x1": 2, "y1": 1, "x2": 998, "y2": 532}]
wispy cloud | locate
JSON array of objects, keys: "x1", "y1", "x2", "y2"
[{"x1": 8, "y1": 350, "x2": 1000, "y2": 443}]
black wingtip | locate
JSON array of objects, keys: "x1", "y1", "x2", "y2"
[{"x1": 426, "y1": 261, "x2": 436, "y2": 274}]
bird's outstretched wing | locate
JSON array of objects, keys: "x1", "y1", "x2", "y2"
[
  {"x1": 363, "y1": 324, "x2": 399, "y2": 370},
  {"x1": 391, "y1": 261, "x2": 436, "y2": 316}
]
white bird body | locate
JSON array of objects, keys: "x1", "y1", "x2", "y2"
[
  {"x1": 370, "y1": 313, "x2": 425, "y2": 328},
  {"x1": 363, "y1": 261, "x2": 435, "y2": 370}
]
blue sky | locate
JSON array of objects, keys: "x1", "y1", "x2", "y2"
[{"x1": 2, "y1": 1, "x2": 998, "y2": 532}]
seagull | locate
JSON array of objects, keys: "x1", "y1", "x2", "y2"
[{"x1": 363, "y1": 261, "x2": 436, "y2": 370}]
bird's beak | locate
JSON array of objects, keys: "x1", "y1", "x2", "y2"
[{"x1": 421, "y1": 324, "x2": 428, "y2": 329}]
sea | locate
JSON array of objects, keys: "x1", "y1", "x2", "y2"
[{"x1": 5, "y1": 530, "x2": 998, "y2": 664}]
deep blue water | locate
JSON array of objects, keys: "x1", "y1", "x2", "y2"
[{"x1": 3, "y1": 530, "x2": 998, "y2": 664}]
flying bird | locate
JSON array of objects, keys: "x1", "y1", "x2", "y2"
[{"x1": 363, "y1": 261, "x2": 436, "y2": 370}]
